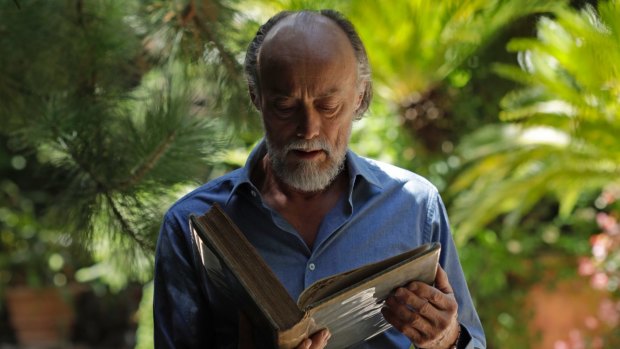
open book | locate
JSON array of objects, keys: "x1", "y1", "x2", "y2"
[{"x1": 189, "y1": 204, "x2": 441, "y2": 349}]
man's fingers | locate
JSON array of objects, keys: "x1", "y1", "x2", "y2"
[
  {"x1": 382, "y1": 305, "x2": 443, "y2": 348},
  {"x1": 382, "y1": 265, "x2": 460, "y2": 348},
  {"x1": 314, "y1": 329, "x2": 331, "y2": 347},
  {"x1": 401, "y1": 266, "x2": 455, "y2": 311},
  {"x1": 401, "y1": 282, "x2": 451, "y2": 312},
  {"x1": 295, "y1": 329, "x2": 330, "y2": 349},
  {"x1": 433, "y1": 265, "x2": 454, "y2": 294},
  {"x1": 381, "y1": 306, "x2": 426, "y2": 343},
  {"x1": 392, "y1": 287, "x2": 435, "y2": 318},
  {"x1": 385, "y1": 289, "x2": 441, "y2": 330},
  {"x1": 298, "y1": 338, "x2": 311, "y2": 349}
]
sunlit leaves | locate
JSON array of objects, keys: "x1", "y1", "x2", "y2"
[
  {"x1": 0, "y1": 1, "x2": 230, "y2": 283},
  {"x1": 348, "y1": 0, "x2": 565, "y2": 101},
  {"x1": 450, "y1": 1, "x2": 620, "y2": 241}
]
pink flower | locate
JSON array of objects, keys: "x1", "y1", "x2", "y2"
[
  {"x1": 596, "y1": 212, "x2": 619, "y2": 234},
  {"x1": 578, "y1": 257, "x2": 596, "y2": 276},
  {"x1": 596, "y1": 212, "x2": 609, "y2": 228},
  {"x1": 598, "y1": 298, "x2": 620, "y2": 326},
  {"x1": 591, "y1": 336, "x2": 604, "y2": 349},
  {"x1": 590, "y1": 234, "x2": 610, "y2": 260},
  {"x1": 599, "y1": 191, "x2": 616, "y2": 206},
  {"x1": 568, "y1": 329, "x2": 584, "y2": 349},
  {"x1": 599, "y1": 186, "x2": 619, "y2": 205},
  {"x1": 591, "y1": 272, "x2": 609, "y2": 290}
]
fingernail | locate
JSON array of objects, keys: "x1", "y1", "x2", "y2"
[
  {"x1": 408, "y1": 283, "x2": 417, "y2": 291},
  {"x1": 395, "y1": 288, "x2": 405, "y2": 297}
]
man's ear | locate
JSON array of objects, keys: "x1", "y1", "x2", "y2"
[
  {"x1": 355, "y1": 82, "x2": 367, "y2": 111},
  {"x1": 249, "y1": 87, "x2": 260, "y2": 110}
]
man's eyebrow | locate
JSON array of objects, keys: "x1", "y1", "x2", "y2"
[
  {"x1": 265, "y1": 87, "x2": 343, "y2": 99},
  {"x1": 317, "y1": 87, "x2": 342, "y2": 98},
  {"x1": 267, "y1": 93, "x2": 293, "y2": 99},
  {"x1": 264, "y1": 88, "x2": 292, "y2": 98}
]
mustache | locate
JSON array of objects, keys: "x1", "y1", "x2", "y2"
[{"x1": 285, "y1": 138, "x2": 332, "y2": 154}]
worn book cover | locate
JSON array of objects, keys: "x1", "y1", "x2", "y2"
[{"x1": 189, "y1": 203, "x2": 441, "y2": 349}]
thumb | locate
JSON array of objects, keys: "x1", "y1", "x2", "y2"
[{"x1": 434, "y1": 265, "x2": 454, "y2": 294}]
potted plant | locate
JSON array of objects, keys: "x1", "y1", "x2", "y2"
[{"x1": 0, "y1": 175, "x2": 79, "y2": 347}]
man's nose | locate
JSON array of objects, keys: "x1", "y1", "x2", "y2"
[{"x1": 296, "y1": 106, "x2": 320, "y2": 139}]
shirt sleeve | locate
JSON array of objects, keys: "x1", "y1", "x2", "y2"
[
  {"x1": 426, "y1": 190, "x2": 487, "y2": 349},
  {"x1": 153, "y1": 212, "x2": 214, "y2": 348}
]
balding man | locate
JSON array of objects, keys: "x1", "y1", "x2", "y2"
[{"x1": 154, "y1": 9, "x2": 485, "y2": 349}]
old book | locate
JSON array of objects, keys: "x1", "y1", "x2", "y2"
[{"x1": 189, "y1": 203, "x2": 441, "y2": 349}]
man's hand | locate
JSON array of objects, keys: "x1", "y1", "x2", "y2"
[
  {"x1": 381, "y1": 265, "x2": 460, "y2": 348},
  {"x1": 295, "y1": 329, "x2": 331, "y2": 349},
  {"x1": 239, "y1": 312, "x2": 330, "y2": 349}
]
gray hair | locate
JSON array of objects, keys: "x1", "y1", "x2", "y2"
[{"x1": 244, "y1": 9, "x2": 373, "y2": 119}]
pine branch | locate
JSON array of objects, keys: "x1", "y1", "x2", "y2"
[
  {"x1": 59, "y1": 135, "x2": 107, "y2": 194},
  {"x1": 197, "y1": 20, "x2": 240, "y2": 80},
  {"x1": 182, "y1": 1, "x2": 243, "y2": 81},
  {"x1": 118, "y1": 130, "x2": 177, "y2": 191},
  {"x1": 51, "y1": 128, "x2": 153, "y2": 250},
  {"x1": 104, "y1": 192, "x2": 153, "y2": 251}
]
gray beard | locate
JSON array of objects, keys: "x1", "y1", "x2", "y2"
[{"x1": 265, "y1": 137, "x2": 347, "y2": 193}]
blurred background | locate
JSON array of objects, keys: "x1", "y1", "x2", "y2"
[{"x1": 1, "y1": 0, "x2": 619, "y2": 348}]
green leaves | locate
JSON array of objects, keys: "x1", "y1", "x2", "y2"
[
  {"x1": 0, "y1": 1, "x2": 229, "y2": 282},
  {"x1": 348, "y1": 0, "x2": 566, "y2": 101},
  {"x1": 449, "y1": 1, "x2": 620, "y2": 241},
  {"x1": 139, "y1": 0, "x2": 262, "y2": 138}
]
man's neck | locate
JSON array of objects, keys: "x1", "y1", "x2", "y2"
[{"x1": 251, "y1": 154, "x2": 348, "y2": 248}]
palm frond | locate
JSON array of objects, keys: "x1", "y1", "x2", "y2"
[
  {"x1": 449, "y1": 1, "x2": 620, "y2": 240},
  {"x1": 348, "y1": 0, "x2": 566, "y2": 100}
]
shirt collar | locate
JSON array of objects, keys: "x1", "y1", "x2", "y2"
[
  {"x1": 227, "y1": 140, "x2": 266, "y2": 198},
  {"x1": 227, "y1": 139, "x2": 383, "y2": 202},
  {"x1": 345, "y1": 149, "x2": 383, "y2": 190}
]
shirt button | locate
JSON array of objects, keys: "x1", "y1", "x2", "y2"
[
  {"x1": 250, "y1": 190, "x2": 257, "y2": 197},
  {"x1": 308, "y1": 263, "x2": 316, "y2": 271}
]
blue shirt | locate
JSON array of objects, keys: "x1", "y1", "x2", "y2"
[{"x1": 154, "y1": 141, "x2": 486, "y2": 348}]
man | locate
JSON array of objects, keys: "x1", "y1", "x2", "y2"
[{"x1": 154, "y1": 9, "x2": 485, "y2": 349}]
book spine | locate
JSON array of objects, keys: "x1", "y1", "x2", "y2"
[{"x1": 189, "y1": 214, "x2": 280, "y2": 348}]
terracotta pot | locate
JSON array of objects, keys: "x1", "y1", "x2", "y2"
[{"x1": 5, "y1": 286, "x2": 74, "y2": 348}]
